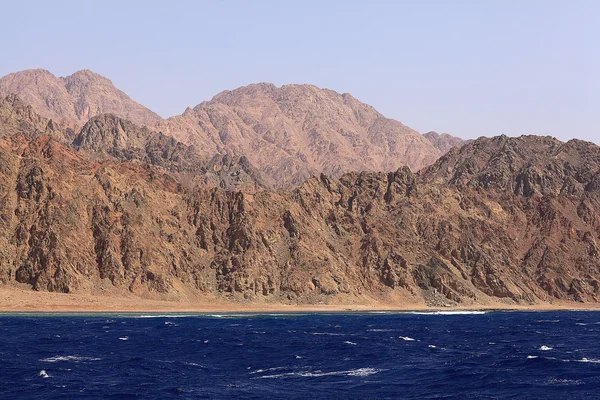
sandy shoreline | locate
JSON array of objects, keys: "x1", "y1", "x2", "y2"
[{"x1": 2, "y1": 286, "x2": 600, "y2": 313}]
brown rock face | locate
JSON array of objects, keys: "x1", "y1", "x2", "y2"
[
  {"x1": 1, "y1": 100, "x2": 599, "y2": 306},
  {"x1": 158, "y1": 83, "x2": 442, "y2": 186},
  {"x1": 423, "y1": 131, "x2": 468, "y2": 155},
  {"x1": 0, "y1": 69, "x2": 162, "y2": 129}
]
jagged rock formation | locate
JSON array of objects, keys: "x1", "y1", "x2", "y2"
[
  {"x1": 158, "y1": 83, "x2": 442, "y2": 186},
  {"x1": 72, "y1": 113, "x2": 272, "y2": 192},
  {"x1": 423, "y1": 131, "x2": 467, "y2": 154},
  {"x1": 0, "y1": 69, "x2": 161, "y2": 128},
  {"x1": 1, "y1": 100, "x2": 599, "y2": 306}
]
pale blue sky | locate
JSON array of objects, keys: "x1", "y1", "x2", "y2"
[{"x1": 0, "y1": 0, "x2": 598, "y2": 142}]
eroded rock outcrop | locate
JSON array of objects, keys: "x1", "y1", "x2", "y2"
[{"x1": 0, "y1": 100, "x2": 599, "y2": 306}]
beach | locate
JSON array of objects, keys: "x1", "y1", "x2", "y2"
[{"x1": 2, "y1": 286, "x2": 600, "y2": 313}]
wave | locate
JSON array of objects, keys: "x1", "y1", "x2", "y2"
[
  {"x1": 527, "y1": 355, "x2": 538, "y2": 359},
  {"x1": 539, "y1": 346, "x2": 553, "y2": 351},
  {"x1": 119, "y1": 337, "x2": 129, "y2": 341},
  {"x1": 577, "y1": 358, "x2": 600, "y2": 363},
  {"x1": 410, "y1": 311, "x2": 487, "y2": 315},
  {"x1": 308, "y1": 332, "x2": 345, "y2": 336},
  {"x1": 39, "y1": 370, "x2": 50, "y2": 378},
  {"x1": 399, "y1": 336, "x2": 415, "y2": 341},
  {"x1": 256, "y1": 367, "x2": 384, "y2": 379},
  {"x1": 135, "y1": 314, "x2": 198, "y2": 318},
  {"x1": 250, "y1": 366, "x2": 288, "y2": 374},
  {"x1": 367, "y1": 329, "x2": 393, "y2": 332},
  {"x1": 40, "y1": 355, "x2": 102, "y2": 363},
  {"x1": 344, "y1": 341, "x2": 357, "y2": 345},
  {"x1": 183, "y1": 362, "x2": 203, "y2": 367}
]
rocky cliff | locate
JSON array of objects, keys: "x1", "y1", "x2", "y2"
[{"x1": 1, "y1": 98, "x2": 599, "y2": 307}]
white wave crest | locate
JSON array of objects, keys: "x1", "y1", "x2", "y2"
[
  {"x1": 399, "y1": 336, "x2": 415, "y2": 341},
  {"x1": 577, "y1": 358, "x2": 600, "y2": 363},
  {"x1": 308, "y1": 332, "x2": 345, "y2": 336},
  {"x1": 539, "y1": 346, "x2": 553, "y2": 351},
  {"x1": 410, "y1": 311, "x2": 487, "y2": 315},
  {"x1": 250, "y1": 366, "x2": 288, "y2": 374},
  {"x1": 40, "y1": 355, "x2": 102, "y2": 363},
  {"x1": 39, "y1": 370, "x2": 51, "y2": 378},
  {"x1": 119, "y1": 337, "x2": 129, "y2": 341},
  {"x1": 527, "y1": 355, "x2": 538, "y2": 359},
  {"x1": 344, "y1": 341, "x2": 357, "y2": 345},
  {"x1": 257, "y1": 367, "x2": 384, "y2": 379}
]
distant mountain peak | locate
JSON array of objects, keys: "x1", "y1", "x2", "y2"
[
  {"x1": 0, "y1": 69, "x2": 162, "y2": 129},
  {"x1": 164, "y1": 82, "x2": 441, "y2": 186}
]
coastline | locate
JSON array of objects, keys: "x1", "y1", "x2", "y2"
[{"x1": 2, "y1": 286, "x2": 600, "y2": 313}]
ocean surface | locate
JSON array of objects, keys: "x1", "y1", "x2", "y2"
[{"x1": 1, "y1": 311, "x2": 600, "y2": 399}]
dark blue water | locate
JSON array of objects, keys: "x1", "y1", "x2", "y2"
[{"x1": 1, "y1": 311, "x2": 600, "y2": 399}]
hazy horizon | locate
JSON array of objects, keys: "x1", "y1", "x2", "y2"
[{"x1": 0, "y1": 0, "x2": 597, "y2": 143}]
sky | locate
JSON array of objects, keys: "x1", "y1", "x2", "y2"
[{"x1": 0, "y1": 0, "x2": 598, "y2": 142}]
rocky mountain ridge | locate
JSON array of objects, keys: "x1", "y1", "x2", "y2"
[
  {"x1": 159, "y1": 83, "x2": 442, "y2": 186},
  {"x1": 1, "y1": 97, "x2": 599, "y2": 307},
  {"x1": 1, "y1": 70, "x2": 451, "y2": 187},
  {"x1": 423, "y1": 131, "x2": 468, "y2": 154},
  {"x1": 0, "y1": 69, "x2": 162, "y2": 129}
]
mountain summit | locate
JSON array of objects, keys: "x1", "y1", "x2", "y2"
[
  {"x1": 159, "y1": 83, "x2": 442, "y2": 186},
  {"x1": 0, "y1": 69, "x2": 162, "y2": 128}
]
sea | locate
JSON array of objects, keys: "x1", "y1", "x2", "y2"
[{"x1": 1, "y1": 311, "x2": 599, "y2": 399}]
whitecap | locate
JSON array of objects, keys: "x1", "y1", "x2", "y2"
[
  {"x1": 164, "y1": 322, "x2": 177, "y2": 326},
  {"x1": 308, "y1": 332, "x2": 345, "y2": 336},
  {"x1": 40, "y1": 355, "x2": 102, "y2": 363},
  {"x1": 577, "y1": 358, "x2": 600, "y2": 363},
  {"x1": 344, "y1": 341, "x2": 357, "y2": 345},
  {"x1": 410, "y1": 311, "x2": 486, "y2": 315},
  {"x1": 39, "y1": 370, "x2": 50, "y2": 378},
  {"x1": 183, "y1": 362, "x2": 203, "y2": 367},
  {"x1": 527, "y1": 355, "x2": 538, "y2": 359},
  {"x1": 399, "y1": 336, "x2": 415, "y2": 341},
  {"x1": 250, "y1": 366, "x2": 288, "y2": 374},
  {"x1": 119, "y1": 337, "x2": 129, "y2": 341},
  {"x1": 257, "y1": 367, "x2": 384, "y2": 379},
  {"x1": 539, "y1": 346, "x2": 553, "y2": 351},
  {"x1": 295, "y1": 355, "x2": 303, "y2": 359},
  {"x1": 428, "y1": 345, "x2": 437, "y2": 349},
  {"x1": 134, "y1": 314, "x2": 197, "y2": 318}
]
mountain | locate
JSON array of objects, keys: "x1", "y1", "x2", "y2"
[
  {"x1": 1, "y1": 99, "x2": 599, "y2": 307},
  {"x1": 0, "y1": 69, "x2": 162, "y2": 128},
  {"x1": 423, "y1": 131, "x2": 467, "y2": 154},
  {"x1": 0, "y1": 70, "x2": 453, "y2": 186},
  {"x1": 158, "y1": 83, "x2": 442, "y2": 186}
]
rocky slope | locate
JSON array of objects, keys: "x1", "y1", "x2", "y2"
[
  {"x1": 159, "y1": 83, "x2": 442, "y2": 186},
  {"x1": 0, "y1": 69, "x2": 162, "y2": 128},
  {"x1": 1, "y1": 99, "x2": 599, "y2": 306},
  {"x1": 423, "y1": 131, "x2": 467, "y2": 154},
  {"x1": 1, "y1": 70, "x2": 454, "y2": 186}
]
